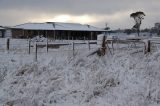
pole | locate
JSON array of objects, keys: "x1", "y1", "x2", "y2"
[
  {"x1": 7, "y1": 38, "x2": 10, "y2": 51},
  {"x1": 46, "y1": 37, "x2": 48, "y2": 53},
  {"x1": 148, "y1": 40, "x2": 151, "y2": 53},
  {"x1": 54, "y1": 30, "x2": 56, "y2": 40},
  {"x1": 35, "y1": 43, "x2": 38, "y2": 62},
  {"x1": 111, "y1": 40, "x2": 114, "y2": 53},
  {"x1": 144, "y1": 40, "x2": 151, "y2": 54},
  {"x1": 90, "y1": 32, "x2": 92, "y2": 40},
  {"x1": 72, "y1": 42, "x2": 75, "y2": 56},
  {"x1": 28, "y1": 38, "x2": 31, "y2": 54},
  {"x1": 88, "y1": 40, "x2": 90, "y2": 50}
]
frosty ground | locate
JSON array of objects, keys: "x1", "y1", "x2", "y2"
[{"x1": 0, "y1": 38, "x2": 160, "y2": 106}]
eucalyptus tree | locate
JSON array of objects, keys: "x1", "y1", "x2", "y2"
[{"x1": 130, "y1": 11, "x2": 145, "y2": 36}]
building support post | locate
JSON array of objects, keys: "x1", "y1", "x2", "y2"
[
  {"x1": 90, "y1": 32, "x2": 93, "y2": 40},
  {"x1": 54, "y1": 30, "x2": 56, "y2": 40}
]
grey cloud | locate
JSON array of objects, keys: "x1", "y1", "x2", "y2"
[
  {"x1": 0, "y1": 0, "x2": 137, "y2": 14},
  {"x1": 0, "y1": 0, "x2": 160, "y2": 29}
]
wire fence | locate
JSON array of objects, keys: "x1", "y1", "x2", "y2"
[
  {"x1": 0, "y1": 38, "x2": 99, "y2": 61},
  {"x1": 0, "y1": 38, "x2": 160, "y2": 61}
]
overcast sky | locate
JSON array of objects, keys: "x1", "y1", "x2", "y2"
[{"x1": 0, "y1": 0, "x2": 160, "y2": 29}]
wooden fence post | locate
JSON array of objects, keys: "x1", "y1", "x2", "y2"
[
  {"x1": 35, "y1": 43, "x2": 38, "y2": 62},
  {"x1": 28, "y1": 39, "x2": 31, "y2": 54},
  {"x1": 46, "y1": 38, "x2": 48, "y2": 53},
  {"x1": 144, "y1": 40, "x2": 151, "y2": 54},
  {"x1": 101, "y1": 35, "x2": 106, "y2": 56},
  {"x1": 72, "y1": 42, "x2": 75, "y2": 56},
  {"x1": 111, "y1": 40, "x2": 114, "y2": 51},
  {"x1": 148, "y1": 40, "x2": 151, "y2": 53},
  {"x1": 88, "y1": 40, "x2": 90, "y2": 50},
  {"x1": 6, "y1": 38, "x2": 10, "y2": 51}
]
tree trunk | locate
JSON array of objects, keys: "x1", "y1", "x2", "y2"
[
  {"x1": 101, "y1": 35, "x2": 106, "y2": 56},
  {"x1": 87, "y1": 35, "x2": 106, "y2": 57}
]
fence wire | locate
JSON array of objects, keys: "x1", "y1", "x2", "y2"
[{"x1": 0, "y1": 39, "x2": 160, "y2": 56}]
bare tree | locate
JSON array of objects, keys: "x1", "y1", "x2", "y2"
[{"x1": 130, "y1": 11, "x2": 145, "y2": 36}]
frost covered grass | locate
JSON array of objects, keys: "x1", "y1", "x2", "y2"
[{"x1": 0, "y1": 39, "x2": 160, "y2": 106}]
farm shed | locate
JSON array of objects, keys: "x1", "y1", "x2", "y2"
[
  {"x1": 0, "y1": 26, "x2": 5, "y2": 38},
  {"x1": 10, "y1": 22, "x2": 106, "y2": 40}
]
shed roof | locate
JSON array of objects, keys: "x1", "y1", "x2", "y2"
[
  {"x1": 14, "y1": 22, "x2": 106, "y2": 31},
  {"x1": 14, "y1": 23, "x2": 54, "y2": 30}
]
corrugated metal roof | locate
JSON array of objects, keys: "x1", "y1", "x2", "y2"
[
  {"x1": 14, "y1": 23, "x2": 54, "y2": 30},
  {"x1": 14, "y1": 22, "x2": 106, "y2": 31}
]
